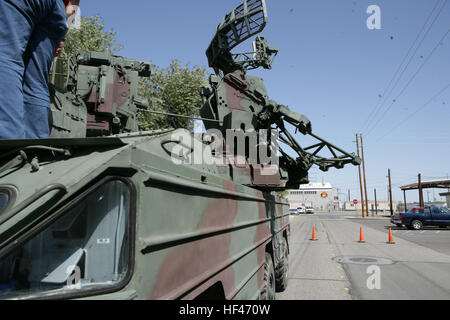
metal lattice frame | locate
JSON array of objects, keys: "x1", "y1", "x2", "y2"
[
  {"x1": 277, "y1": 125, "x2": 360, "y2": 172},
  {"x1": 206, "y1": 0, "x2": 268, "y2": 71}
]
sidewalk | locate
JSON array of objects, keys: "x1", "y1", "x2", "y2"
[{"x1": 346, "y1": 215, "x2": 391, "y2": 220}]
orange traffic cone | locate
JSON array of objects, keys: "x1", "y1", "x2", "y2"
[
  {"x1": 359, "y1": 227, "x2": 366, "y2": 243},
  {"x1": 387, "y1": 228, "x2": 395, "y2": 244},
  {"x1": 311, "y1": 226, "x2": 318, "y2": 241}
]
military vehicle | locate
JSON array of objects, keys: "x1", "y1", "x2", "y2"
[{"x1": 0, "y1": 0, "x2": 359, "y2": 300}]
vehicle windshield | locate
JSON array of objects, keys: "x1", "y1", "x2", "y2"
[{"x1": 441, "y1": 207, "x2": 448, "y2": 214}]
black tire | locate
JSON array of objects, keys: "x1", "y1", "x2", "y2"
[
  {"x1": 275, "y1": 238, "x2": 289, "y2": 292},
  {"x1": 411, "y1": 220, "x2": 423, "y2": 230},
  {"x1": 260, "y1": 253, "x2": 276, "y2": 300}
]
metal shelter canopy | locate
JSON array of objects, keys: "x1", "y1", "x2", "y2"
[{"x1": 401, "y1": 180, "x2": 450, "y2": 191}]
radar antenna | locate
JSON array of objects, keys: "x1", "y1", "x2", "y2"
[{"x1": 206, "y1": 0, "x2": 271, "y2": 74}]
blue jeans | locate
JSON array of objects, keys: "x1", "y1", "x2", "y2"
[{"x1": 0, "y1": 0, "x2": 67, "y2": 139}]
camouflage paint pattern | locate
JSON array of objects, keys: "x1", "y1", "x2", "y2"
[
  {"x1": 0, "y1": 0, "x2": 358, "y2": 300},
  {"x1": 0, "y1": 129, "x2": 289, "y2": 300}
]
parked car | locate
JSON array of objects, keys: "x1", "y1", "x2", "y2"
[
  {"x1": 398, "y1": 206, "x2": 450, "y2": 230},
  {"x1": 290, "y1": 209, "x2": 299, "y2": 215},
  {"x1": 306, "y1": 206, "x2": 314, "y2": 214},
  {"x1": 297, "y1": 207, "x2": 306, "y2": 214}
]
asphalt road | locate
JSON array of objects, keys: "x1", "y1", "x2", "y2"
[{"x1": 277, "y1": 211, "x2": 450, "y2": 300}]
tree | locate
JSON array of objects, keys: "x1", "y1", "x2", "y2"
[
  {"x1": 50, "y1": 15, "x2": 122, "y2": 88},
  {"x1": 138, "y1": 60, "x2": 208, "y2": 131},
  {"x1": 52, "y1": 15, "x2": 208, "y2": 132},
  {"x1": 277, "y1": 190, "x2": 290, "y2": 198},
  {"x1": 60, "y1": 15, "x2": 123, "y2": 61}
]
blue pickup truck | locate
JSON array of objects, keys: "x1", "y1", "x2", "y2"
[{"x1": 392, "y1": 206, "x2": 450, "y2": 230}]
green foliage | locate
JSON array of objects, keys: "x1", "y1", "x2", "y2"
[
  {"x1": 277, "y1": 190, "x2": 290, "y2": 198},
  {"x1": 60, "y1": 15, "x2": 123, "y2": 61},
  {"x1": 138, "y1": 60, "x2": 208, "y2": 131},
  {"x1": 55, "y1": 15, "x2": 208, "y2": 132},
  {"x1": 50, "y1": 15, "x2": 122, "y2": 88}
]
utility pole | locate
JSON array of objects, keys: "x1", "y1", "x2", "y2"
[
  {"x1": 374, "y1": 188, "x2": 378, "y2": 216},
  {"x1": 418, "y1": 174, "x2": 424, "y2": 207},
  {"x1": 348, "y1": 189, "x2": 351, "y2": 202},
  {"x1": 356, "y1": 134, "x2": 365, "y2": 218},
  {"x1": 388, "y1": 169, "x2": 394, "y2": 216},
  {"x1": 360, "y1": 134, "x2": 370, "y2": 218},
  {"x1": 403, "y1": 190, "x2": 407, "y2": 212}
]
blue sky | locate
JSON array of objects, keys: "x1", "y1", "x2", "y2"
[{"x1": 79, "y1": 0, "x2": 449, "y2": 203}]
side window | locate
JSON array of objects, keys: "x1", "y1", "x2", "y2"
[
  {"x1": 424, "y1": 208, "x2": 431, "y2": 214},
  {"x1": 0, "y1": 194, "x2": 8, "y2": 214},
  {"x1": 433, "y1": 207, "x2": 440, "y2": 214},
  {"x1": 0, "y1": 187, "x2": 15, "y2": 215},
  {"x1": 0, "y1": 180, "x2": 131, "y2": 299},
  {"x1": 417, "y1": 209, "x2": 425, "y2": 214}
]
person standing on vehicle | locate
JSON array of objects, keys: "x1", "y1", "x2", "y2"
[{"x1": 0, "y1": 0, "x2": 80, "y2": 139}]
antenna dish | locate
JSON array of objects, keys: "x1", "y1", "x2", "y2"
[{"x1": 206, "y1": 0, "x2": 268, "y2": 73}]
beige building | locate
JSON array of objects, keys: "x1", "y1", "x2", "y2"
[{"x1": 344, "y1": 201, "x2": 398, "y2": 214}]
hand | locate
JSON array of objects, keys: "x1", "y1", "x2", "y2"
[{"x1": 54, "y1": 40, "x2": 65, "y2": 58}]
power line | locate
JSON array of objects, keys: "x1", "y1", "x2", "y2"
[
  {"x1": 359, "y1": 0, "x2": 444, "y2": 133},
  {"x1": 364, "y1": 0, "x2": 448, "y2": 136},
  {"x1": 365, "y1": 0, "x2": 448, "y2": 136},
  {"x1": 374, "y1": 82, "x2": 450, "y2": 142},
  {"x1": 365, "y1": 27, "x2": 450, "y2": 137}
]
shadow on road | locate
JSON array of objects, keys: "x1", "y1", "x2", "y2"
[{"x1": 383, "y1": 225, "x2": 450, "y2": 231}]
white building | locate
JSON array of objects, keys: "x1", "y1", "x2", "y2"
[
  {"x1": 286, "y1": 182, "x2": 339, "y2": 212},
  {"x1": 439, "y1": 192, "x2": 450, "y2": 208}
]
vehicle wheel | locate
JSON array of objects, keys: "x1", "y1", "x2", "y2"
[
  {"x1": 260, "y1": 253, "x2": 276, "y2": 300},
  {"x1": 411, "y1": 220, "x2": 423, "y2": 230},
  {"x1": 275, "y1": 238, "x2": 289, "y2": 292}
]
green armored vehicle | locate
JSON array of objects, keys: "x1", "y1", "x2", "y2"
[{"x1": 0, "y1": 0, "x2": 359, "y2": 300}]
